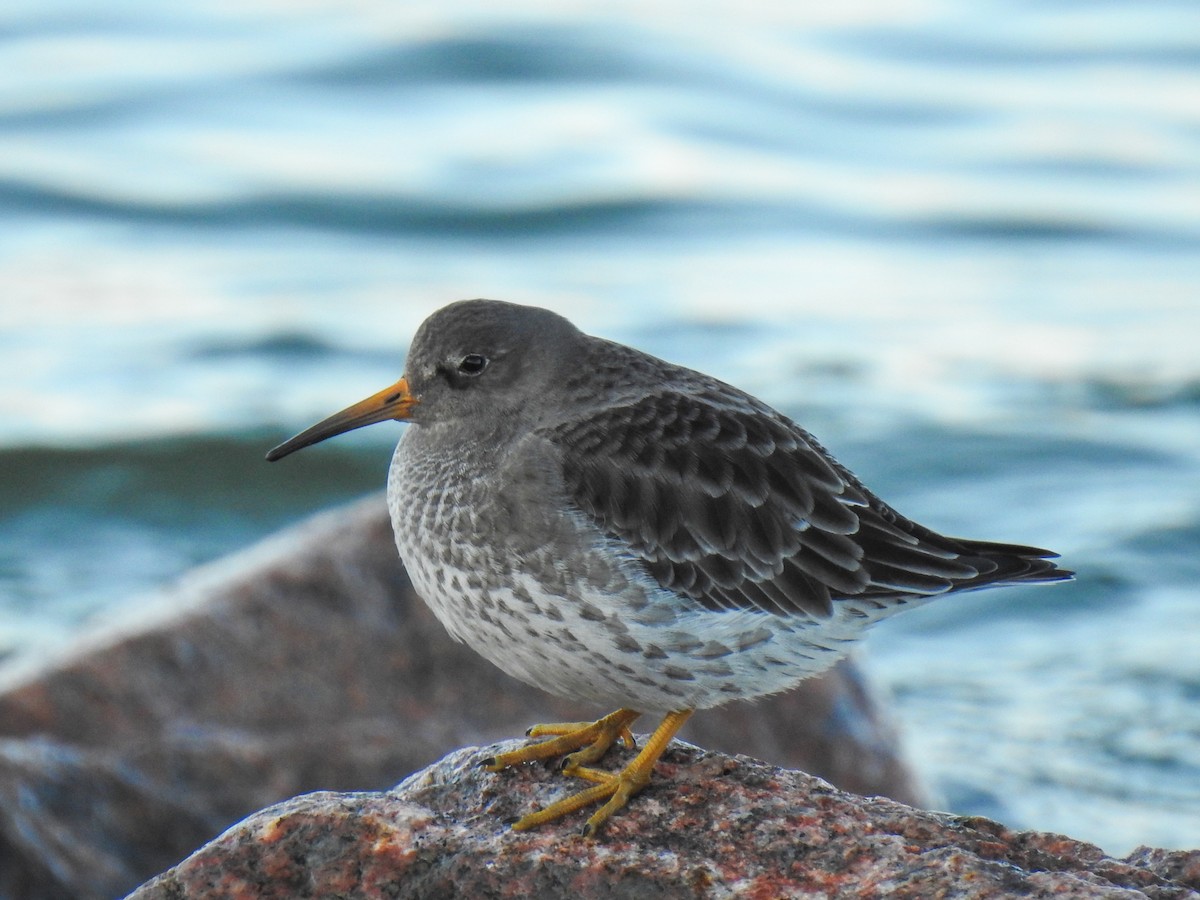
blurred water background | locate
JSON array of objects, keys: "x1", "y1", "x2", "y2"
[{"x1": 2, "y1": 0, "x2": 1198, "y2": 856}]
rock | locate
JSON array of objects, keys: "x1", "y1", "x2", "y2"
[
  {"x1": 129, "y1": 740, "x2": 1200, "y2": 900},
  {"x1": 0, "y1": 497, "x2": 920, "y2": 900}
]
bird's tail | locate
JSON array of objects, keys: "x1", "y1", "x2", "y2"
[{"x1": 948, "y1": 538, "x2": 1074, "y2": 592}]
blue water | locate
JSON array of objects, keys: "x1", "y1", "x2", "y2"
[{"x1": 2, "y1": 0, "x2": 1199, "y2": 856}]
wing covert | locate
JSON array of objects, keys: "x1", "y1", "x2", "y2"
[{"x1": 547, "y1": 383, "x2": 1067, "y2": 620}]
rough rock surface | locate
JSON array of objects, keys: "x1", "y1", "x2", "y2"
[
  {"x1": 131, "y1": 740, "x2": 1200, "y2": 900},
  {"x1": 0, "y1": 497, "x2": 920, "y2": 900}
]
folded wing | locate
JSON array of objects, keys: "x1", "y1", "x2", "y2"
[{"x1": 550, "y1": 391, "x2": 1069, "y2": 620}]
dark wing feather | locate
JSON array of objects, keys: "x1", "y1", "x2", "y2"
[{"x1": 550, "y1": 390, "x2": 1070, "y2": 619}]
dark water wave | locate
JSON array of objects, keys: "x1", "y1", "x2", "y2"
[
  {"x1": 0, "y1": 433, "x2": 384, "y2": 523},
  {"x1": 280, "y1": 28, "x2": 966, "y2": 126},
  {"x1": 1083, "y1": 377, "x2": 1200, "y2": 411},
  {"x1": 0, "y1": 435, "x2": 385, "y2": 633},
  {"x1": 0, "y1": 180, "x2": 739, "y2": 237},
  {"x1": 2, "y1": 176, "x2": 1178, "y2": 247},
  {"x1": 184, "y1": 332, "x2": 375, "y2": 364},
  {"x1": 286, "y1": 30, "x2": 667, "y2": 87}
]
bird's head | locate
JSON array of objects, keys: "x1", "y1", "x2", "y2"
[{"x1": 266, "y1": 299, "x2": 583, "y2": 461}]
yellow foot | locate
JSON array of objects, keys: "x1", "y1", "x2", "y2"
[
  {"x1": 488, "y1": 708, "x2": 694, "y2": 837},
  {"x1": 528, "y1": 720, "x2": 638, "y2": 754},
  {"x1": 482, "y1": 708, "x2": 641, "y2": 773}
]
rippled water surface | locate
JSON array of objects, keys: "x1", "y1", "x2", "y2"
[{"x1": 2, "y1": 0, "x2": 1198, "y2": 855}]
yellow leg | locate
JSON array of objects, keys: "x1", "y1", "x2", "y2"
[
  {"x1": 482, "y1": 708, "x2": 641, "y2": 772},
  {"x1": 510, "y1": 709, "x2": 694, "y2": 836}
]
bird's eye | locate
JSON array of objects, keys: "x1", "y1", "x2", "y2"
[{"x1": 457, "y1": 353, "x2": 489, "y2": 375}]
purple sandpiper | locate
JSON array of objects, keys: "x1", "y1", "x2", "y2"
[{"x1": 267, "y1": 299, "x2": 1071, "y2": 836}]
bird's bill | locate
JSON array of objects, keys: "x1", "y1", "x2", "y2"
[{"x1": 265, "y1": 377, "x2": 417, "y2": 461}]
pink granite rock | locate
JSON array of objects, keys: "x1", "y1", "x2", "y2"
[
  {"x1": 129, "y1": 740, "x2": 1200, "y2": 900},
  {"x1": 0, "y1": 497, "x2": 920, "y2": 900}
]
